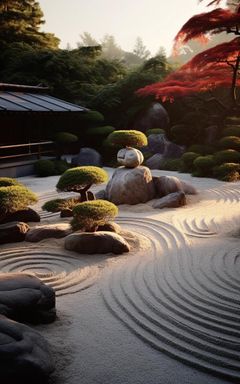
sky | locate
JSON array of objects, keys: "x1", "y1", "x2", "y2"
[{"x1": 38, "y1": 0, "x2": 219, "y2": 55}]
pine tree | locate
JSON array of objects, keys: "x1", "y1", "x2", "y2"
[{"x1": 0, "y1": 0, "x2": 59, "y2": 49}]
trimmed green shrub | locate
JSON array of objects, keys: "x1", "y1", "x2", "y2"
[
  {"x1": 0, "y1": 177, "x2": 22, "y2": 187},
  {"x1": 193, "y1": 156, "x2": 215, "y2": 177},
  {"x1": 107, "y1": 130, "x2": 147, "y2": 148},
  {"x1": 42, "y1": 197, "x2": 79, "y2": 212},
  {"x1": 170, "y1": 124, "x2": 187, "y2": 145},
  {"x1": 222, "y1": 126, "x2": 240, "y2": 137},
  {"x1": 87, "y1": 126, "x2": 115, "y2": 136},
  {"x1": 0, "y1": 186, "x2": 37, "y2": 215},
  {"x1": 214, "y1": 150, "x2": 240, "y2": 165},
  {"x1": 56, "y1": 166, "x2": 108, "y2": 201},
  {"x1": 71, "y1": 200, "x2": 118, "y2": 232},
  {"x1": 34, "y1": 160, "x2": 55, "y2": 177},
  {"x1": 213, "y1": 163, "x2": 240, "y2": 181},
  {"x1": 146, "y1": 128, "x2": 165, "y2": 136},
  {"x1": 181, "y1": 152, "x2": 200, "y2": 172},
  {"x1": 160, "y1": 158, "x2": 183, "y2": 171},
  {"x1": 54, "y1": 132, "x2": 78, "y2": 144},
  {"x1": 187, "y1": 144, "x2": 216, "y2": 155},
  {"x1": 80, "y1": 110, "x2": 104, "y2": 124},
  {"x1": 52, "y1": 160, "x2": 70, "y2": 175},
  {"x1": 218, "y1": 136, "x2": 240, "y2": 150}
]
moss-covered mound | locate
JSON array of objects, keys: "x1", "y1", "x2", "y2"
[
  {"x1": 0, "y1": 177, "x2": 22, "y2": 187},
  {"x1": 42, "y1": 197, "x2": 79, "y2": 212},
  {"x1": 71, "y1": 200, "x2": 118, "y2": 231},
  {"x1": 54, "y1": 132, "x2": 78, "y2": 144},
  {"x1": 0, "y1": 186, "x2": 37, "y2": 215},
  {"x1": 107, "y1": 130, "x2": 147, "y2": 148},
  {"x1": 56, "y1": 166, "x2": 108, "y2": 192}
]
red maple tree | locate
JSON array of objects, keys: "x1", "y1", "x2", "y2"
[{"x1": 137, "y1": 2, "x2": 240, "y2": 106}]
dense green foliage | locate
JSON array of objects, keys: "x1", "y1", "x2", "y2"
[
  {"x1": 107, "y1": 130, "x2": 147, "y2": 148},
  {"x1": 56, "y1": 166, "x2": 108, "y2": 192},
  {"x1": 87, "y1": 126, "x2": 115, "y2": 136},
  {"x1": 187, "y1": 144, "x2": 216, "y2": 155},
  {"x1": 222, "y1": 126, "x2": 240, "y2": 137},
  {"x1": 218, "y1": 136, "x2": 240, "y2": 150},
  {"x1": 213, "y1": 163, "x2": 240, "y2": 181},
  {"x1": 193, "y1": 156, "x2": 215, "y2": 177},
  {"x1": 214, "y1": 150, "x2": 240, "y2": 165},
  {"x1": 0, "y1": 177, "x2": 22, "y2": 187},
  {"x1": 54, "y1": 132, "x2": 78, "y2": 144},
  {"x1": 181, "y1": 152, "x2": 200, "y2": 172},
  {"x1": 34, "y1": 159, "x2": 69, "y2": 177},
  {"x1": 0, "y1": 185, "x2": 37, "y2": 214},
  {"x1": 42, "y1": 197, "x2": 79, "y2": 212},
  {"x1": 145, "y1": 128, "x2": 165, "y2": 136},
  {"x1": 71, "y1": 200, "x2": 118, "y2": 231}
]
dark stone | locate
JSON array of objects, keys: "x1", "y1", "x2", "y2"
[
  {"x1": 204, "y1": 125, "x2": 218, "y2": 145},
  {"x1": 65, "y1": 231, "x2": 130, "y2": 255},
  {"x1": 0, "y1": 222, "x2": 29, "y2": 244},
  {"x1": 98, "y1": 222, "x2": 121, "y2": 234},
  {"x1": 0, "y1": 315, "x2": 54, "y2": 383},
  {"x1": 146, "y1": 134, "x2": 185, "y2": 158},
  {"x1": 26, "y1": 223, "x2": 72, "y2": 242},
  {"x1": 71, "y1": 147, "x2": 102, "y2": 167},
  {"x1": 153, "y1": 191, "x2": 187, "y2": 209},
  {"x1": 153, "y1": 175, "x2": 197, "y2": 197},
  {"x1": 0, "y1": 273, "x2": 56, "y2": 324},
  {"x1": 145, "y1": 153, "x2": 164, "y2": 169},
  {"x1": 132, "y1": 102, "x2": 169, "y2": 132},
  {"x1": 60, "y1": 208, "x2": 73, "y2": 218},
  {"x1": 95, "y1": 189, "x2": 106, "y2": 200},
  {"x1": 0, "y1": 208, "x2": 40, "y2": 224}
]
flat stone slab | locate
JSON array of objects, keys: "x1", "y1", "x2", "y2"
[
  {"x1": 65, "y1": 231, "x2": 130, "y2": 254},
  {"x1": 0, "y1": 221, "x2": 29, "y2": 244},
  {"x1": 153, "y1": 191, "x2": 187, "y2": 209},
  {"x1": 0, "y1": 273, "x2": 56, "y2": 324},
  {"x1": 0, "y1": 314, "x2": 54, "y2": 383},
  {"x1": 26, "y1": 223, "x2": 72, "y2": 242}
]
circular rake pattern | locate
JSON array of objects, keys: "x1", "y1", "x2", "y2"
[
  {"x1": 103, "y1": 217, "x2": 240, "y2": 382},
  {"x1": 0, "y1": 248, "x2": 98, "y2": 296}
]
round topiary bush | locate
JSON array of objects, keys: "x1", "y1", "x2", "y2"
[
  {"x1": 225, "y1": 116, "x2": 240, "y2": 125},
  {"x1": 71, "y1": 200, "x2": 118, "y2": 232},
  {"x1": 56, "y1": 166, "x2": 108, "y2": 202},
  {"x1": 107, "y1": 130, "x2": 147, "y2": 148},
  {"x1": 214, "y1": 150, "x2": 240, "y2": 165},
  {"x1": 187, "y1": 144, "x2": 216, "y2": 155},
  {"x1": 0, "y1": 186, "x2": 37, "y2": 216},
  {"x1": 52, "y1": 160, "x2": 70, "y2": 175},
  {"x1": 0, "y1": 177, "x2": 22, "y2": 187},
  {"x1": 54, "y1": 132, "x2": 78, "y2": 144},
  {"x1": 42, "y1": 197, "x2": 79, "y2": 212},
  {"x1": 181, "y1": 152, "x2": 200, "y2": 172},
  {"x1": 34, "y1": 160, "x2": 55, "y2": 177},
  {"x1": 160, "y1": 158, "x2": 183, "y2": 171},
  {"x1": 87, "y1": 126, "x2": 115, "y2": 136},
  {"x1": 222, "y1": 126, "x2": 240, "y2": 137},
  {"x1": 213, "y1": 163, "x2": 240, "y2": 181},
  {"x1": 80, "y1": 110, "x2": 104, "y2": 124},
  {"x1": 218, "y1": 136, "x2": 240, "y2": 150},
  {"x1": 145, "y1": 128, "x2": 165, "y2": 136},
  {"x1": 170, "y1": 124, "x2": 187, "y2": 145},
  {"x1": 193, "y1": 156, "x2": 215, "y2": 177}
]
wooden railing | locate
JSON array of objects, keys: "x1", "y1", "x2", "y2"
[{"x1": 0, "y1": 141, "x2": 54, "y2": 162}]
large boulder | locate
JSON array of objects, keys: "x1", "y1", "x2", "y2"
[
  {"x1": 26, "y1": 223, "x2": 72, "y2": 242},
  {"x1": 0, "y1": 208, "x2": 40, "y2": 224},
  {"x1": 0, "y1": 273, "x2": 56, "y2": 324},
  {"x1": 146, "y1": 133, "x2": 185, "y2": 158},
  {"x1": 145, "y1": 153, "x2": 164, "y2": 170},
  {"x1": 105, "y1": 166, "x2": 155, "y2": 205},
  {"x1": 65, "y1": 231, "x2": 130, "y2": 255},
  {"x1": 153, "y1": 175, "x2": 197, "y2": 197},
  {"x1": 0, "y1": 222, "x2": 29, "y2": 244},
  {"x1": 132, "y1": 102, "x2": 169, "y2": 131},
  {"x1": 97, "y1": 221, "x2": 121, "y2": 234},
  {"x1": 0, "y1": 315, "x2": 54, "y2": 383},
  {"x1": 153, "y1": 191, "x2": 187, "y2": 209},
  {"x1": 71, "y1": 147, "x2": 101, "y2": 167}
]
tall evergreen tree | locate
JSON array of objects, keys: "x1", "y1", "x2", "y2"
[{"x1": 0, "y1": 0, "x2": 59, "y2": 49}]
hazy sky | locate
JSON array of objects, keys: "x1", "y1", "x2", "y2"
[{"x1": 38, "y1": 0, "x2": 216, "y2": 55}]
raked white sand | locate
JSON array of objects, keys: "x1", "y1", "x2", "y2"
[{"x1": 1, "y1": 169, "x2": 240, "y2": 384}]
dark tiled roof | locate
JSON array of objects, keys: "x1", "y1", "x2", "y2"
[{"x1": 0, "y1": 91, "x2": 86, "y2": 112}]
